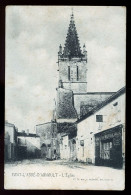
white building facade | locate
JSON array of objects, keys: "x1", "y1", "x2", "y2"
[
  {"x1": 76, "y1": 87, "x2": 125, "y2": 168},
  {"x1": 5, "y1": 121, "x2": 18, "y2": 161}
]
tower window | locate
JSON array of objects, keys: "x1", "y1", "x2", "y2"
[
  {"x1": 77, "y1": 66, "x2": 79, "y2": 81},
  {"x1": 68, "y1": 66, "x2": 70, "y2": 81}
]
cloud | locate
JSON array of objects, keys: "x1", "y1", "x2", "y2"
[{"x1": 5, "y1": 6, "x2": 126, "y2": 132}]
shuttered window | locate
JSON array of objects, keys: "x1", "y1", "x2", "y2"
[
  {"x1": 77, "y1": 66, "x2": 79, "y2": 81},
  {"x1": 68, "y1": 66, "x2": 70, "y2": 81}
]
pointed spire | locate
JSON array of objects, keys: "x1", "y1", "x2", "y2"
[
  {"x1": 71, "y1": 7, "x2": 73, "y2": 16},
  {"x1": 83, "y1": 44, "x2": 87, "y2": 61},
  {"x1": 83, "y1": 44, "x2": 86, "y2": 52},
  {"x1": 71, "y1": 7, "x2": 74, "y2": 21},
  {"x1": 59, "y1": 44, "x2": 62, "y2": 53},
  {"x1": 62, "y1": 8, "x2": 83, "y2": 59},
  {"x1": 58, "y1": 79, "x2": 63, "y2": 88}
]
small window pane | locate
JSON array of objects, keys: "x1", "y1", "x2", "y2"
[{"x1": 96, "y1": 115, "x2": 103, "y2": 122}]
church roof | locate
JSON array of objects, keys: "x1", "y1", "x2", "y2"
[
  {"x1": 77, "y1": 86, "x2": 126, "y2": 123},
  {"x1": 62, "y1": 13, "x2": 83, "y2": 58}
]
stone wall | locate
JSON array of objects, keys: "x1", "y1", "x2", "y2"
[
  {"x1": 76, "y1": 91, "x2": 125, "y2": 165},
  {"x1": 36, "y1": 122, "x2": 59, "y2": 159},
  {"x1": 56, "y1": 87, "x2": 77, "y2": 122},
  {"x1": 74, "y1": 92, "x2": 115, "y2": 118}
]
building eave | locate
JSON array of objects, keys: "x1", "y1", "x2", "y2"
[
  {"x1": 77, "y1": 86, "x2": 126, "y2": 124},
  {"x1": 17, "y1": 133, "x2": 40, "y2": 138},
  {"x1": 36, "y1": 122, "x2": 52, "y2": 126},
  {"x1": 94, "y1": 124, "x2": 124, "y2": 136},
  {"x1": 73, "y1": 92, "x2": 115, "y2": 95}
]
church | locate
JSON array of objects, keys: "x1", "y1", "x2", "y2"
[
  {"x1": 54, "y1": 11, "x2": 118, "y2": 160},
  {"x1": 56, "y1": 11, "x2": 115, "y2": 122},
  {"x1": 35, "y1": 10, "x2": 125, "y2": 166}
]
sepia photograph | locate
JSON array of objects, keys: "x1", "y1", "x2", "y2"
[{"x1": 4, "y1": 6, "x2": 126, "y2": 190}]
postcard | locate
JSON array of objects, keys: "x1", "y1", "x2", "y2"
[{"x1": 4, "y1": 6, "x2": 126, "y2": 190}]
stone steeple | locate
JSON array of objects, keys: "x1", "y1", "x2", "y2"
[
  {"x1": 57, "y1": 9, "x2": 87, "y2": 94},
  {"x1": 62, "y1": 12, "x2": 83, "y2": 59}
]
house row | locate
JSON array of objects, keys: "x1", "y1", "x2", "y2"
[
  {"x1": 5, "y1": 122, "x2": 41, "y2": 161},
  {"x1": 54, "y1": 11, "x2": 125, "y2": 169},
  {"x1": 5, "y1": 121, "x2": 18, "y2": 161},
  {"x1": 5, "y1": 86, "x2": 125, "y2": 168},
  {"x1": 59, "y1": 87, "x2": 125, "y2": 168}
]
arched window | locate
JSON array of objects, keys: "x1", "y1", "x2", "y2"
[
  {"x1": 68, "y1": 66, "x2": 70, "y2": 80},
  {"x1": 77, "y1": 66, "x2": 79, "y2": 81}
]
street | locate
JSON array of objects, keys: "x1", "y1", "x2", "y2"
[{"x1": 4, "y1": 159, "x2": 124, "y2": 190}]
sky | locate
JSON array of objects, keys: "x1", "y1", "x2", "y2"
[{"x1": 5, "y1": 6, "x2": 126, "y2": 132}]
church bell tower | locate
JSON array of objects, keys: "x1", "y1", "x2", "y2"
[{"x1": 57, "y1": 10, "x2": 87, "y2": 94}]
